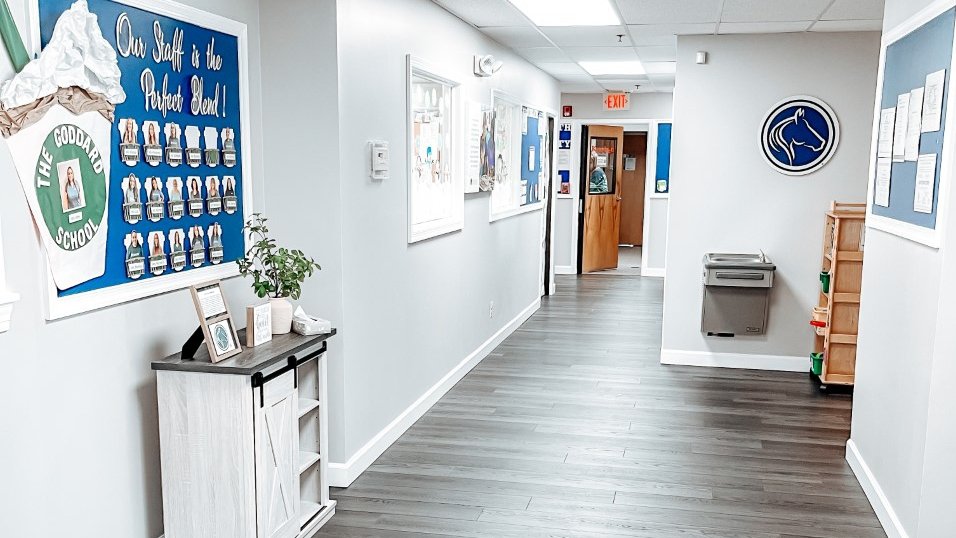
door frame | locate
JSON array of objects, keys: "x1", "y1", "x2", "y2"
[{"x1": 563, "y1": 118, "x2": 672, "y2": 277}]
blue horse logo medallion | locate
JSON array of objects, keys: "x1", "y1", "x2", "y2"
[{"x1": 761, "y1": 97, "x2": 840, "y2": 176}]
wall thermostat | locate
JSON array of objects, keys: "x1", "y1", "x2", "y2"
[{"x1": 370, "y1": 141, "x2": 389, "y2": 180}]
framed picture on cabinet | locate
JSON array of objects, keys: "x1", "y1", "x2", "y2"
[
  {"x1": 406, "y1": 55, "x2": 464, "y2": 243},
  {"x1": 189, "y1": 281, "x2": 242, "y2": 362}
]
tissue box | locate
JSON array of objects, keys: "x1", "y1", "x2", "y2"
[{"x1": 292, "y1": 315, "x2": 332, "y2": 336}]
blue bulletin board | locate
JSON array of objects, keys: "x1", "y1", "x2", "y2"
[
  {"x1": 868, "y1": 6, "x2": 956, "y2": 247},
  {"x1": 35, "y1": 0, "x2": 251, "y2": 318},
  {"x1": 655, "y1": 122, "x2": 672, "y2": 193},
  {"x1": 521, "y1": 114, "x2": 542, "y2": 206}
]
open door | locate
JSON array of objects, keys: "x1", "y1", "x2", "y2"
[{"x1": 579, "y1": 125, "x2": 624, "y2": 273}]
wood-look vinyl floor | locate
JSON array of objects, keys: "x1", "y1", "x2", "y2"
[{"x1": 316, "y1": 275, "x2": 882, "y2": 538}]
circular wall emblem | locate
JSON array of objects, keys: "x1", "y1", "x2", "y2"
[
  {"x1": 760, "y1": 96, "x2": 840, "y2": 176},
  {"x1": 33, "y1": 124, "x2": 107, "y2": 250}
]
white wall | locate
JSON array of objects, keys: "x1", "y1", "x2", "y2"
[
  {"x1": 0, "y1": 0, "x2": 264, "y2": 537},
  {"x1": 332, "y1": 0, "x2": 559, "y2": 473},
  {"x1": 848, "y1": 1, "x2": 956, "y2": 537},
  {"x1": 554, "y1": 93, "x2": 673, "y2": 275},
  {"x1": 661, "y1": 32, "x2": 880, "y2": 367}
]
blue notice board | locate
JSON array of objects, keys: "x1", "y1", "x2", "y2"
[
  {"x1": 521, "y1": 114, "x2": 542, "y2": 206},
  {"x1": 872, "y1": 8, "x2": 955, "y2": 230},
  {"x1": 39, "y1": 0, "x2": 247, "y2": 301},
  {"x1": 656, "y1": 122, "x2": 672, "y2": 192}
]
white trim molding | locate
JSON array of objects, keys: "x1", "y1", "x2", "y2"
[
  {"x1": 0, "y1": 291, "x2": 20, "y2": 333},
  {"x1": 328, "y1": 298, "x2": 542, "y2": 487},
  {"x1": 641, "y1": 267, "x2": 666, "y2": 278},
  {"x1": 846, "y1": 439, "x2": 909, "y2": 538},
  {"x1": 660, "y1": 349, "x2": 807, "y2": 372}
]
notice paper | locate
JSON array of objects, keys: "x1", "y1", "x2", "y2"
[
  {"x1": 557, "y1": 149, "x2": 570, "y2": 168},
  {"x1": 878, "y1": 108, "x2": 896, "y2": 158},
  {"x1": 914, "y1": 153, "x2": 938, "y2": 214},
  {"x1": 893, "y1": 93, "x2": 910, "y2": 162},
  {"x1": 922, "y1": 69, "x2": 946, "y2": 133},
  {"x1": 196, "y1": 285, "x2": 227, "y2": 320},
  {"x1": 905, "y1": 87, "x2": 925, "y2": 161},
  {"x1": 875, "y1": 158, "x2": 892, "y2": 207}
]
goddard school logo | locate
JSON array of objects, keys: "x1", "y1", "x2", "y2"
[
  {"x1": 34, "y1": 124, "x2": 107, "y2": 250},
  {"x1": 761, "y1": 96, "x2": 840, "y2": 176}
]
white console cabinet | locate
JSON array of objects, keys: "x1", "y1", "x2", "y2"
[{"x1": 153, "y1": 331, "x2": 336, "y2": 538}]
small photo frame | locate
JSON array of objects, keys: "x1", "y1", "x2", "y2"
[
  {"x1": 246, "y1": 303, "x2": 273, "y2": 347},
  {"x1": 223, "y1": 175, "x2": 238, "y2": 214},
  {"x1": 122, "y1": 174, "x2": 143, "y2": 224},
  {"x1": 206, "y1": 175, "x2": 222, "y2": 215},
  {"x1": 124, "y1": 231, "x2": 145, "y2": 279},
  {"x1": 222, "y1": 127, "x2": 237, "y2": 167},
  {"x1": 146, "y1": 176, "x2": 165, "y2": 222},
  {"x1": 190, "y1": 281, "x2": 242, "y2": 363},
  {"x1": 143, "y1": 120, "x2": 163, "y2": 166},
  {"x1": 168, "y1": 229, "x2": 187, "y2": 272},
  {"x1": 204, "y1": 126, "x2": 220, "y2": 167},
  {"x1": 187, "y1": 176, "x2": 204, "y2": 217},
  {"x1": 165, "y1": 122, "x2": 183, "y2": 166},
  {"x1": 208, "y1": 222, "x2": 224, "y2": 264},
  {"x1": 188, "y1": 225, "x2": 206, "y2": 267},
  {"x1": 185, "y1": 125, "x2": 202, "y2": 168},
  {"x1": 167, "y1": 177, "x2": 185, "y2": 219},
  {"x1": 119, "y1": 118, "x2": 140, "y2": 166},
  {"x1": 147, "y1": 230, "x2": 168, "y2": 276}
]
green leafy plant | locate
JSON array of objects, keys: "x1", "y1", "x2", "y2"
[{"x1": 237, "y1": 213, "x2": 321, "y2": 300}]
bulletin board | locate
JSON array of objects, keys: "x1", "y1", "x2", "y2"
[
  {"x1": 867, "y1": 4, "x2": 956, "y2": 247},
  {"x1": 489, "y1": 90, "x2": 548, "y2": 222},
  {"x1": 520, "y1": 110, "x2": 543, "y2": 207},
  {"x1": 33, "y1": 0, "x2": 251, "y2": 318},
  {"x1": 655, "y1": 122, "x2": 672, "y2": 193}
]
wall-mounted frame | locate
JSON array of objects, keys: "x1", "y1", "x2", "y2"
[
  {"x1": 406, "y1": 55, "x2": 463, "y2": 244},
  {"x1": 489, "y1": 90, "x2": 547, "y2": 222},
  {"x1": 27, "y1": 0, "x2": 253, "y2": 319},
  {"x1": 189, "y1": 281, "x2": 241, "y2": 362},
  {"x1": 865, "y1": 0, "x2": 956, "y2": 248}
]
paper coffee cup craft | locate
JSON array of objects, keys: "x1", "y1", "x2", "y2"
[
  {"x1": 204, "y1": 126, "x2": 220, "y2": 167},
  {"x1": 143, "y1": 120, "x2": 162, "y2": 166},
  {"x1": 167, "y1": 177, "x2": 185, "y2": 220},
  {"x1": 168, "y1": 229, "x2": 187, "y2": 272},
  {"x1": 184, "y1": 125, "x2": 201, "y2": 167},
  {"x1": 0, "y1": 0, "x2": 125, "y2": 291},
  {"x1": 206, "y1": 175, "x2": 222, "y2": 216},
  {"x1": 189, "y1": 225, "x2": 206, "y2": 267},
  {"x1": 222, "y1": 127, "x2": 236, "y2": 167},
  {"x1": 165, "y1": 122, "x2": 183, "y2": 166}
]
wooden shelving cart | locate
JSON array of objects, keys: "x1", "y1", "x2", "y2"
[{"x1": 811, "y1": 202, "x2": 865, "y2": 390}]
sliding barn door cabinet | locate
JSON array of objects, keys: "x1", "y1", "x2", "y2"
[{"x1": 152, "y1": 331, "x2": 337, "y2": 538}]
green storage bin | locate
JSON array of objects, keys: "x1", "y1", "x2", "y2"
[{"x1": 811, "y1": 352, "x2": 824, "y2": 375}]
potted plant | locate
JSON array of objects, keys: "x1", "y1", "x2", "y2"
[{"x1": 237, "y1": 213, "x2": 321, "y2": 334}]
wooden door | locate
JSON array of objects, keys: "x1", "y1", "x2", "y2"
[
  {"x1": 582, "y1": 125, "x2": 624, "y2": 272},
  {"x1": 255, "y1": 371, "x2": 301, "y2": 538},
  {"x1": 619, "y1": 133, "x2": 647, "y2": 246}
]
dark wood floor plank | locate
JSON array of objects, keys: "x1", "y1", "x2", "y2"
[{"x1": 316, "y1": 275, "x2": 883, "y2": 538}]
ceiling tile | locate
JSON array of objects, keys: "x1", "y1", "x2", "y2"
[
  {"x1": 635, "y1": 45, "x2": 677, "y2": 62},
  {"x1": 627, "y1": 23, "x2": 716, "y2": 46},
  {"x1": 822, "y1": 0, "x2": 885, "y2": 21},
  {"x1": 482, "y1": 26, "x2": 552, "y2": 48},
  {"x1": 540, "y1": 25, "x2": 632, "y2": 47},
  {"x1": 514, "y1": 46, "x2": 569, "y2": 63},
  {"x1": 563, "y1": 46, "x2": 640, "y2": 62},
  {"x1": 560, "y1": 82, "x2": 606, "y2": 93},
  {"x1": 593, "y1": 75, "x2": 650, "y2": 83},
  {"x1": 811, "y1": 19, "x2": 883, "y2": 32},
  {"x1": 648, "y1": 73, "x2": 676, "y2": 84},
  {"x1": 643, "y1": 61, "x2": 676, "y2": 74},
  {"x1": 615, "y1": 0, "x2": 722, "y2": 24},
  {"x1": 432, "y1": 0, "x2": 532, "y2": 28},
  {"x1": 720, "y1": 0, "x2": 831, "y2": 23},
  {"x1": 718, "y1": 21, "x2": 813, "y2": 34},
  {"x1": 537, "y1": 62, "x2": 591, "y2": 76}
]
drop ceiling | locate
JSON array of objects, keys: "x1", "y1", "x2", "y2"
[{"x1": 432, "y1": 0, "x2": 885, "y2": 93}]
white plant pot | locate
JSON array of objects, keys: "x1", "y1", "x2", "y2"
[{"x1": 270, "y1": 297, "x2": 294, "y2": 335}]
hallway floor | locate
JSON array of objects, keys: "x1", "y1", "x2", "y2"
[{"x1": 316, "y1": 276, "x2": 883, "y2": 537}]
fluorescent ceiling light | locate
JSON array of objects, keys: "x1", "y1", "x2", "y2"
[
  {"x1": 509, "y1": 0, "x2": 620, "y2": 26},
  {"x1": 579, "y1": 60, "x2": 645, "y2": 76}
]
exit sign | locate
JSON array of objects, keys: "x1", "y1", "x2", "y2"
[{"x1": 603, "y1": 92, "x2": 630, "y2": 111}]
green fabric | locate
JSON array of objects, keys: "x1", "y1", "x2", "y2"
[{"x1": 0, "y1": 0, "x2": 28, "y2": 72}]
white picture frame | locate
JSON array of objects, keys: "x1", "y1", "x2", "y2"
[
  {"x1": 864, "y1": 0, "x2": 956, "y2": 248},
  {"x1": 406, "y1": 54, "x2": 464, "y2": 244},
  {"x1": 489, "y1": 89, "x2": 548, "y2": 222},
  {"x1": 28, "y1": 0, "x2": 254, "y2": 319}
]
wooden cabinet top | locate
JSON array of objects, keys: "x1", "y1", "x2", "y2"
[{"x1": 152, "y1": 329, "x2": 336, "y2": 376}]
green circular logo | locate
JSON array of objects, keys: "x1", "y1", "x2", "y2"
[{"x1": 33, "y1": 124, "x2": 107, "y2": 251}]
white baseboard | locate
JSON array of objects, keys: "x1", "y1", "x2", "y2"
[
  {"x1": 660, "y1": 349, "x2": 807, "y2": 372},
  {"x1": 641, "y1": 267, "x2": 665, "y2": 278},
  {"x1": 327, "y1": 298, "x2": 542, "y2": 487},
  {"x1": 846, "y1": 439, "x2": 908, "y2": 538},
  {"x1": 555, "y1": 265, "x2": 575, "y2": 275}
]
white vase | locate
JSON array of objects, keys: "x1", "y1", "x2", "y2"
[{"x1": 270, "y1": 297, "x2": 294, "y2": 335}]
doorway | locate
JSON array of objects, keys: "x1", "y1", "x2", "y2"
[{"x1": 576, "y1": 125, "x2": 648, "y2": 275}]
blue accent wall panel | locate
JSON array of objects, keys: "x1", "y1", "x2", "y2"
[
  {"x1": 872, "y1": 8, "x2": 955, "y2": 229},
  {"x1": 656, "y1": 123, "x2": 672, "y2": 181}
]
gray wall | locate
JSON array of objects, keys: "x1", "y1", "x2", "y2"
[
  {"x1": 661, "y1": 32, "x2": 879, "y2": 361},
  {"x1": 0, "y1": 0, "x2": 264, "y2": 536},
  {"x1": 333, "y1": 0, "x2": 559, "y2": 462},
  {"x1": 850, "y1": 0, "x2": 956, "y2": 536}
]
